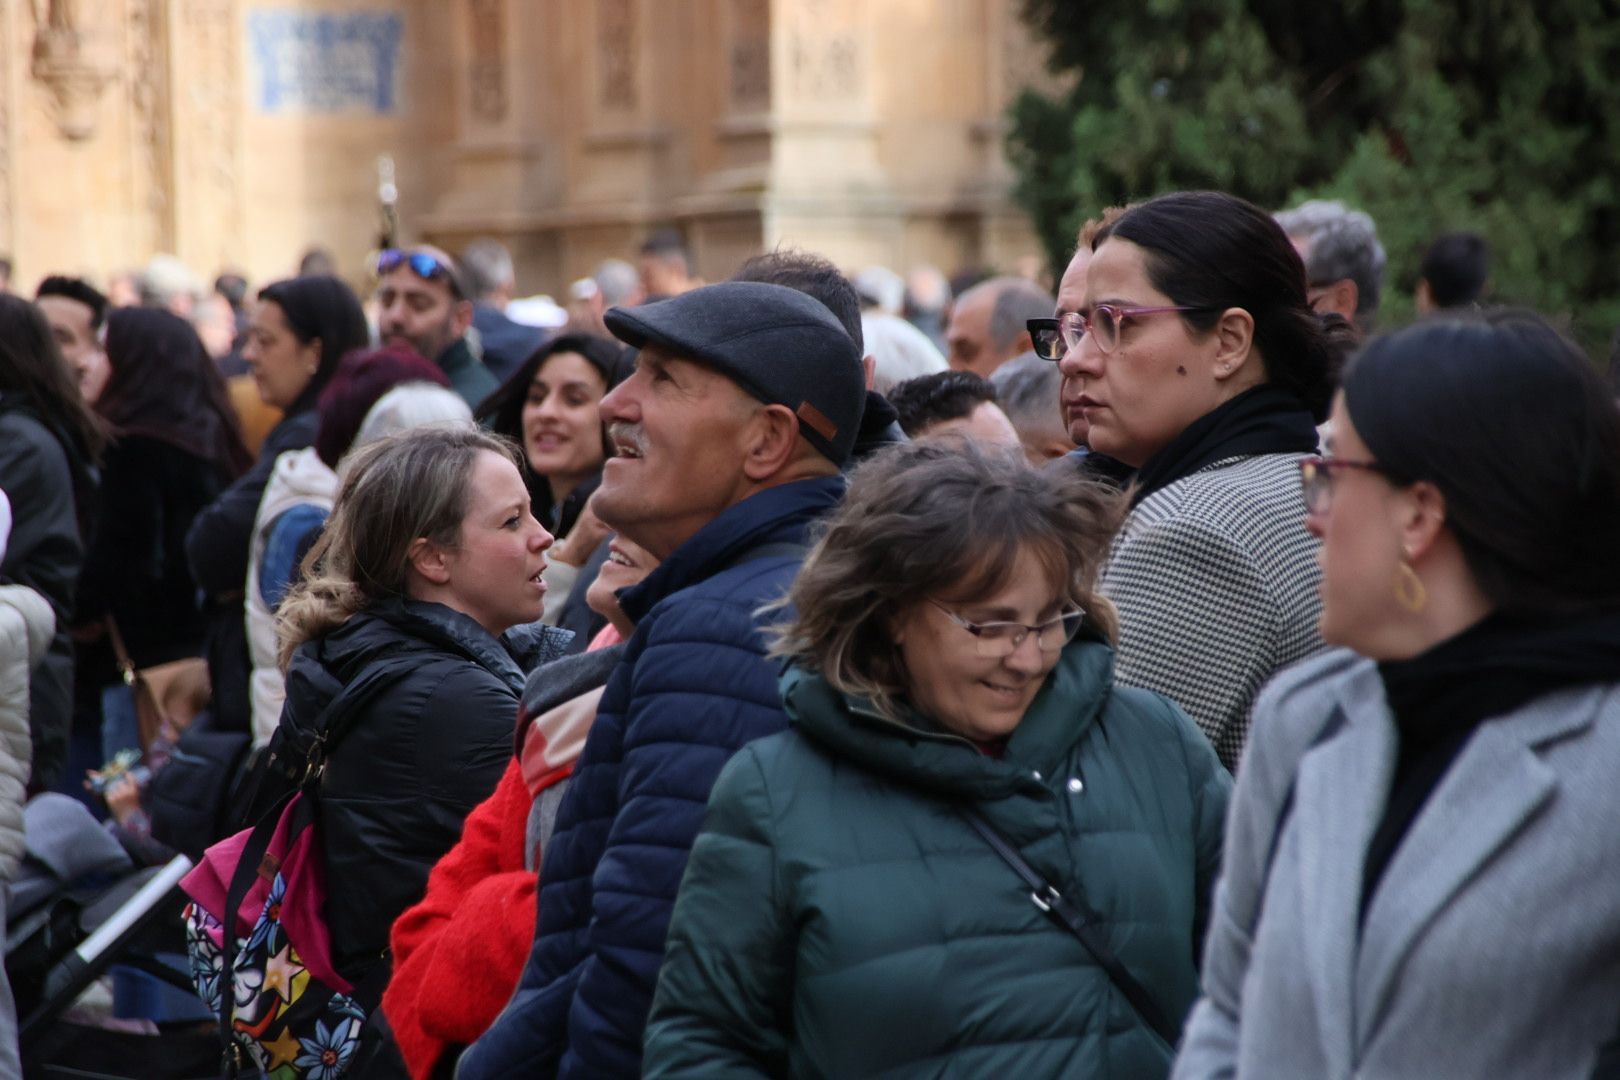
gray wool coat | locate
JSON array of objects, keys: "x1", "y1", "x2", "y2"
[{"x1": 1173, "y1": 649, "x2": 1620, "y2": 1080}]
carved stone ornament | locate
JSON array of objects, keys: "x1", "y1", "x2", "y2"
[{"x1": 30, "y1": 0, "x2": 117, "y2": 140}]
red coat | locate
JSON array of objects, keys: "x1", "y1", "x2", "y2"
[{"x1": 383, "y1": 756, "x2": 553, "y2": 1079}]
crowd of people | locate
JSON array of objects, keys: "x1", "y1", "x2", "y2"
[{"x1": 0, "y1": 188, "x2": 1617, "y2": 1080}]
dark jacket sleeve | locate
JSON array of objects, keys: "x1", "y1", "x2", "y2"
[
  {"x1": 643, "y1": 746, "x2": 791, "y2": 1078},
  {"x1": 184, "y1": 413, "x2": 315, "y2": 597},
  {"x1": 322, "y1": 656, "x2": 516, "y2": 982},
  {"x1": 460, "y1": 567, "x2": 796, "y2": 1079}
]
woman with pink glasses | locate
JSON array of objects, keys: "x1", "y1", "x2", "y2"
[{"x1": 1039, "y1": 190, "x2": 1354, "y2": 770}]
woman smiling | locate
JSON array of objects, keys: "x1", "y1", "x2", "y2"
[{"x1": 645, "y1": 440, "x2": 1230, "y2": 1079}]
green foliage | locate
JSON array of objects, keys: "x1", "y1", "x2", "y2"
[{"x1": 1010, "y1": 0, "x2": 1620, "y2": 355}]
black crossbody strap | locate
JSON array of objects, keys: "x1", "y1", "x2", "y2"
[{"x1": 960, "y1": 808, "x2": 1181, "y2": 1048}]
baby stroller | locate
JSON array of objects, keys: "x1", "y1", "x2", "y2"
[{"x1": 9, "y1": 794, "x2": 219, "y2": 1078}]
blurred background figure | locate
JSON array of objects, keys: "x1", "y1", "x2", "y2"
[
  {"x1": 1275, "y1": 199, "x2": 1386, "y2": 335},
  {"x1": 888, "y1": 370, "x2": 1021, "y2": 451},
  {"x1": 213, "y1": 271, "x2": 251, "y2": 338},
  {"x1": 462, "y1": 237, "x2": 545, "y2": 384},
  {"x1": 947, "y1": 276, "x2": 1054, "y2": 379},
  {"x1": 904, "y1": 263, "x2": 952, "y2": 354},
  {"x1": 861, "y1": 310, "x2": 947, "y2": 395},
  {"x1": 1415, "y1": 232, "x2": 1490, "y2": 314},
  {"x1": 0, "y1": 255, "x2": 10, "y2": 293},
  {"x1": 35, "y1": 276, "x2": 111, "y2": 405},
  {"x1": 186, "y1": 274, "x2": 370, "y2": 734},
  {"x1": 853, "y1": 265, "x2": 905, "y2": 315},
  {"x1": 0, "y1": 295, "x2": 103, "y2": 791},
  {"x1": 77, "y1": 309, "x2": 251, "y2": 761},
  {"x1": 139, "y1": 254, "x2": 202, "y2": 319},
  {"x1": 105, "y1": 270, "x2": 141, "y2": 309},
  {"x1": 854, "y1": 262, "x2": 947, "y2": 395},
  {"x1": 990, "y1": 351, "x2": 1073, "y2": 466},
  {"x1": 298, "y1": 245, "x2": 337, "y2": 278},
  {"x1": 637, "y1": 227, "x2": 700, "y2": 300},
  {"x1": 566, "y1": 258, "x2": 643, "y2": 338}
]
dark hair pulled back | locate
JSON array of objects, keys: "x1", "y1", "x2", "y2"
[
  {"x1": 1343, "y1": 310, "x2": 1620, "y2": 616},
  {"x1": 1095, "y1": 190, "x2": 1352, "y2": 422}
]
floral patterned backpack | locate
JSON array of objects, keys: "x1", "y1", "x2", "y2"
[{"x1": 180, "y1": 656, "x2": 416, "y2": 1079}]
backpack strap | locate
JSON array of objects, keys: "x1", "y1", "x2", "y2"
[{"x1": 216, "y1": 654, "x2": 421, "y2": 1076}]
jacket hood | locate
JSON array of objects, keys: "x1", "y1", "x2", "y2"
[
  {"x1": 270, "y1": 446, "x2": 339, "y2": 505},
  {"x1": 618, "y1": 474, "x2": 845, "y2": 625},
  {"x1": 282, "y1": 596, "x2": 572, "y2": 744},
  {"x1": 780, "y1": 630, "x2": 1118, "y2": 801}
]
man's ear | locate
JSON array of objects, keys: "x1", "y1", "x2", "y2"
[
  {"x1": 1211, "y1": 307, "x2": 1257, "y2": 383},
  {"x1": 741, "y1": 404, "x2": 803, "y2": 481},
  {"x1": 452, "y1": 299, "x2": 475, "y2": 337},
  {"x1": 862, "y1": 355, "x2": 876, "y2": 391},
  {"x1": 407, "y1": 536, "x2": 453, "y2": 587}
]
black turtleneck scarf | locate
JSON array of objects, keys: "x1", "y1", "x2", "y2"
[
  {"x1": 1361, "y1": 608, "x2": 1620, "y2": 920},
  {"x1": 1129, "y1": 383, "x2": 1319, "y2": 507}
]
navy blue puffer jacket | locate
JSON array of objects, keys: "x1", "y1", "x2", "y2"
[{"x1": 459, "y1": 475, "x2": 844, "y2": 1079}]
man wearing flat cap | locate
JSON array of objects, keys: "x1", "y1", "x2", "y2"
[{"x1": 462, "y1": 281, "x2": 866, "y2": 1079}]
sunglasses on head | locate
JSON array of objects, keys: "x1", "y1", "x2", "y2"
[{"x1": 375, "y1": 249, "x2": 462, "y2": 298}]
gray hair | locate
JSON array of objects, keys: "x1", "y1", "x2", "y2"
[
  {"x1": 594, "y1": 259, "x2": 640, "y2": 305},
  {"x1": 989, "y1": 351, "x2": 1064, "y2": 437},
  {"x1": 988, "y1": 278, "x2": 1056, "y2": 353},
  {"x1": 141, "y1": 254, "x2": 201, "y2": 308},
  {"x1": 861, "y1": 312, "x2": 947, "y2": 395},
  {"x1": 461, "y1": 238, "x2": 516, "y2": 300},
  {"x1": 353, "y1": 382, "x2": 474, "y2": 452},
  {"x1": 1275, "y1": 199, "x2": 1386, "y2": 317},
  {"x1": 854, "y1": 266, "x2": 905, "y2": 314}
]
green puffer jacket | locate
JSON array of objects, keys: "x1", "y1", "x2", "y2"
[{"x1": 644, "y1": 634, "x2": 1232, "y2": 1079}]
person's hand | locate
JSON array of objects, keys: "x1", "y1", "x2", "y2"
[
  {"x1": 105, "y1": 774, "x2": 142, "y2": 824},
  {"x1": 552, "y1": 497, "x2": 611, "y2": 568}
]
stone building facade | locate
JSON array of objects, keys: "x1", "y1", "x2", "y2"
[{"x1": 0, "y1": 0, "x2": 1055, "y2": 295}]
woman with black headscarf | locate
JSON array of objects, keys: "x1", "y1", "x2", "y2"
[
  {"x1": 76, "y1": 309, "x2": 252, "y2": 758},
  {"x1": 183, "y1": 275, "x2": 368, "y2": 730}
]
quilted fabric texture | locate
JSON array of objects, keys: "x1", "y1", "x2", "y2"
[
  {"x1": 644, "y1": 639, "x2": 1231, "y2": 1079},
  {"x1": 460, "y1": 475, "x2": 844, "y2": 1079}
]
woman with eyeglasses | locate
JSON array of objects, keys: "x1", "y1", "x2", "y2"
[
  {"x1": 1174, "y1": 312, "x2": 1620, "y2": 1079},
  {"x1": 644, "y1": 440, "x2": 1230, "y2": 1079},
  {"x1": 1030, "y1": 190, "x2": 1354, "y2": 769}
]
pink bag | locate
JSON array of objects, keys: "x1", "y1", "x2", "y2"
[{"x1": 180, "y1": 792, "x2": 366, "y2": 1078}]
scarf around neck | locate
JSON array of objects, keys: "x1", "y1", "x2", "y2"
[{"x1": 1129, "y1": 383, "x2": 1319, "y2": 507}]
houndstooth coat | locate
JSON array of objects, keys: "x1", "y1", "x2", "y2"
[{"x1": 1101, "y1": 453, "x2": 1326, "y2": 769}]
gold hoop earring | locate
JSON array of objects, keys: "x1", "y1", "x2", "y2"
[{"x1": 1394, "y1": 562, "x2": 1427, "y2": 613}]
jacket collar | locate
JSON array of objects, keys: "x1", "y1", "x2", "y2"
[
  {"x1": 779, "y1": 632, "x2": 1118, "y2": 801},
  {"x1": 1290, "y1": 666, "x2": 1601, "y2": 1058},
  {"x1": 325, "y1": 595, "x2": 571, "y2": 695},
  {"x1": 436, "y1": 336, "x2": 478, "y2": 378},
  {"x1": 617, "y1": 475, "x2": 845, "y2": 624}
]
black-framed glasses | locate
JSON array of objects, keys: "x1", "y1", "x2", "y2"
[
  {"x1": 375, "y1": 248, "x2": 462, "y2": 298},
  {"x1": 1028, "y1": 305, "x2": 1221, "y2": 360},
  {"x1": 928, "y1": 600, "x2": 1085, "y2": 658},
  {"x1": 1298, "y1": 454, "x2": 1399, "y2": 515}
]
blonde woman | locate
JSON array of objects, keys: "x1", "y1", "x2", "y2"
[{"x1": 272, "y1": 427, "x2": 570, "y2": 1004}]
